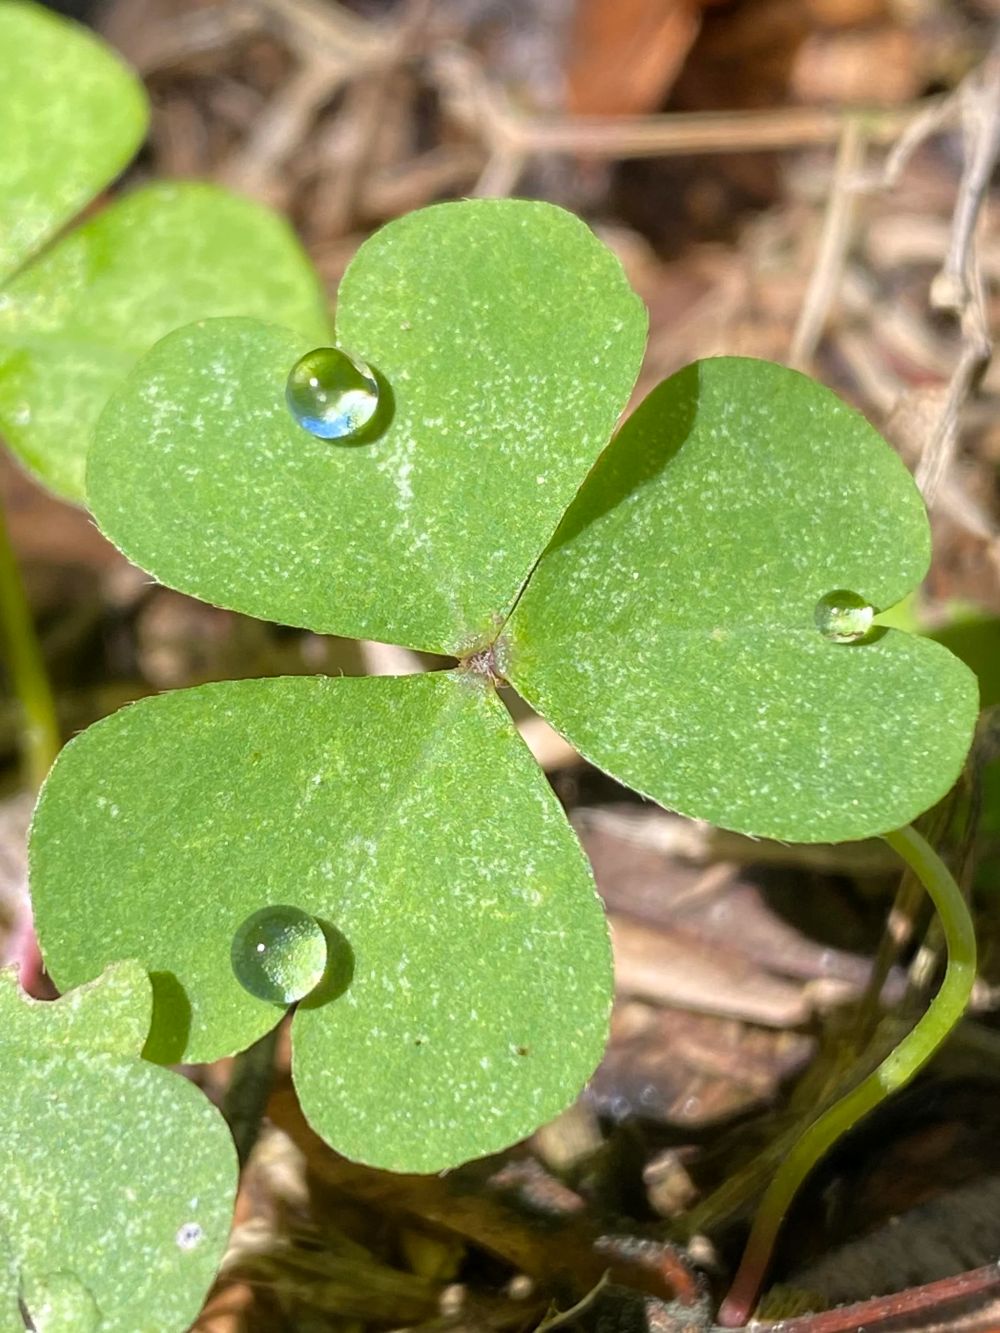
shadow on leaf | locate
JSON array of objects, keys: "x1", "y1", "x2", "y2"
[{"x1": 143, "y1": 970, "x2": 192, "y2": 1064}]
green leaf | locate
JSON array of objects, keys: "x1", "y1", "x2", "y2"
[
  {"x1": 0, "y1": 182, "x2": 330, "y2": 500},
  {"x1": 0, "y1": 962, "x2": 236, "y2": 1332},
  {"x1": 29, "y1": 673, "x2": 612, "y2": 1171},
  {"x1": 0, "y1": 1, "x2": 147, "y2": 286},
  {"x1": 85, "y1": 199, "x2": 646, "y2": 653},
  {"x1": 508, "y1": 358, "x2": 978, "y2": 843},
  {"x1": 0, "y1": 1228, "x2": 18, "y2": 1333},
  {"x1": 930, "y1": 607, "x2": 1000, "y2": 710}
]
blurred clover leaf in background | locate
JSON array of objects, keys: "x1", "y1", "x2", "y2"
[{"x1": 0, "y1": 0, "x2": 329, "y2": 501}]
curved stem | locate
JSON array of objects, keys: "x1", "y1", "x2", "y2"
[
  {"x1": 717, "y1": 824, "x2": 977, "y2": 1327},
  {"x1": 0, "y1": 496, "x2": 59, "y2": 789}
]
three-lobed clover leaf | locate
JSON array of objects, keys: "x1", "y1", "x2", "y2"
[
  {"x1": 0, "y1": 961, "x2": 236, "y2": 1332},
  {"x1": 29, "y1": 199, "x2": 978, "y2": 1174},
  {"x1": 0, "y1": 1, "x2": 329, "y2": 500}
]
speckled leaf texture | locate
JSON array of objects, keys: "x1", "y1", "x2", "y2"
[
  {"x1": 29, "y1": 674, "x2": 612, "y2": 1172},
  {"x1": 0, "y1": 1229, "x2": 18, "y2": 1332},
  {"x1": 0, "y1": 1, "x2": 146, "y2": 286},
  {"x1": 0, "y1": 962, "x2": 236, "y2": 1332},
  {"x1": 508, "y1": 358, "x2": 978, "y2": 843},
  {"x1": 0, "y1": 182, "x2": 330, "y2": 500},
  {"x1": 85, "y1": 200, "x2": 647, "y2": 653}
]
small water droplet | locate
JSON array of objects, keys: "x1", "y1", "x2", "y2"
[
  {"x1": 231, "y1": 905, "x2": 327, "y2": 1004},
  {"x1": 176, "y1": 1222, "x2": 204, "y2": 1251},
  {"x1": 11, "y1": 403, "x2": 31, "y2": 426},
  {"x1": 814, "y1": 589, "x2": 874, "y2": 644},
  {"x1": 285, "y1": 347, "x2": 379, "y2": 440},
  {"x1": 21, "y1": 1271, "x2": 100, "y2": 1332}
]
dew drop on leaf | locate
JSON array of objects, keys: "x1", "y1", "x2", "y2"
[
  {"x1": 814, "y1": 590, "x2": 874, "y2": 644},
  {"x1": 285, "y1": 347, "x2": 379, "y2": 440},
  {"x1": 20, "y1": 1270, "x2": 100, "y2": 1332},
  {"x1": 175, "y1": 1221, "x2": 204, "y2": 1251},
  {"x1": 231, "y1": 905, "x2": 328, "y2": 1004}
]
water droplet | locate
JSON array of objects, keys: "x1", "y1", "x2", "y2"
[
  {"x1": 814, "y1": 589, "x2": 874, "y2": 643},
  {"x1": 639, "y1": 1082, "x2": 659, "y2": 1107},
  {"x1": 175, "y1": 1222, "x2": 204, "y2": 1251},
  {"x1": 285, "y1": 347, "x2": 379, "y2": 440},
  {"x1": 21, "y1": 1271, "x2": 100, "y2": 1332},
  {"x1": 231, "y1": 905, "x2": 327, "y2": 1004}
]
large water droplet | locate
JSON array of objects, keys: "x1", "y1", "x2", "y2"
[
  {"x1": 814, "y1": 590, "x2": 874, "y2": 644},
  {"x1": 285, "y1": 347, "x2": 379, "y2": 440},
  {"x1": 21, "y1": 1270, "x2": 100, "y2": 1332},
  {"x1": 231, "y1": 905, "x2": 327, "y2": 1004}
]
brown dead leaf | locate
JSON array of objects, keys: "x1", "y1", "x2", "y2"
[
  {"x1": 589, "y1": 1000, "x2": 814, "y2": 1131},
  {"x1": 566, "y1": 0, "x2": 708, "y2": 117}
]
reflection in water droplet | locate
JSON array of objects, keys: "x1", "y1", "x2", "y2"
[
  {"x1": 639, "y1": 1082, "x2": 659, "y2": 1107},
  {"x1": 285, "y1": 347, "x2": 379, "y2": 440},
  {"x1": 231, "y1": 905, "x2": 328, "y2": 1004},
  {"x1": 814, "y1": 589, "x2": 874, "y2": 644},
  {"x1": 21, "y1": 1271, "x2": 100, "y2": 1332},
  {"x1": 608, "y1": 1095, "x2": 630, "y2": 1122}
]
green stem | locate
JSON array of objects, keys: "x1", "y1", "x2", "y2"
[
  {"x1": 717, "y1": 824, "x2": 977, "y2": 1327},
  {"x1": 0, "y1": 496, "x2": 59, "y2": 788}
]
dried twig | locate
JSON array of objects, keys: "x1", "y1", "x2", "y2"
[
  {"x1": 131, "y1": 0, "x2": 966, "y2": 230},
  {"x1": 789, "y1": 117, "x2": 869, "y2": 370},
  {"x1": 912, "y1": 42, "x2": 999, "y2": 501},
  {"x1": 220, "y1": 58, "x2": 339, "y2": 192},
  {"x1": 434, "y1": 44, "x2": 933, "y2": 170},
  {"x1": 317, "y1": 0, "x2": 432, "y2": 233}
]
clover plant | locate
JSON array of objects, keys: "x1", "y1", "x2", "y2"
[{"x1": 0, "y1": 2, "x2": 985, "y2": 1327}]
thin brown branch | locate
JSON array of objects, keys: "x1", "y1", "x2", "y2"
[
  {"x1": 434, "y1": 47, "x2": 940, "y2": 163},
  {"x1": 914, "y1": 42, "x2": 1000, "y2": 500},
  {"x1": 220, "y1": 59, "x2": 340, "y2": 192},
  {"x1": 249, "y1": 0, "x2": 387, "y2": 66},
  {"x1": 745, "y1": 1260, "x2": 1000, "y2": 1333},
  {"x1": 789, "y1": 117, "x2": 869, "y2": 370},
  {"x1": 317, "y1": 0, "x2": 432, "y2": 234}
]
